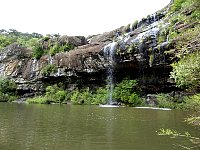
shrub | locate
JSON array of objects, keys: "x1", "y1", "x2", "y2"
[
  {"x1": 32, "y1": 42, "x2": 44, "y2": 59},
  {"x1": 92, "y1": 87, "x2": 108, "y2": 105},
  {"x1": 26, "y1": 96, "x2": 50, "y2": 104},
  {"x1": 63, "y1": 43, "x2": 75, "y2": 52},
  {"x1": 0, "y1": 77, "x2": 17, "y2": 102},
  {"x1": 49, "y1": 44, "x2": 60, "y2": 56},
  {"x1": 0, "y1": 35, "x2": 16, "y2": 50},
  {"x1": 113, "y1": 79, "x2": 142, "y2": 106},
  {"x1": 156, "y1": 94, "x2": 177, "y2": 109},
  {"x1": 70, "y1": 87, "x2": 108, "y2": 105},
  {"x1": 171, "y1": 0, "x2": 185, "y2": 12},
  {"x1": 0, "y1": 77, "x2": 16, "y2": 93},
  {"x1": 49, "y1": 43, "x2": 75, "y2": 56},
  {"x1": 27, "y1": 85, "x2": 67, "y2": 104},
  {"x1": 128, "y1": 93, "x2": 142, "y2": 106},
  {"x1": 183, "y1": 94, "x2": 200, "y2": 111},
  {"x1": 41, "y1": 64, "x2": 57, "y2": 76},
  {"x1": 45, "y1": 85, "x2": 66, "y2": 103},
  {"x1": 70, "y1": 90, "x2": 81, "y2": 104},
  {"x1": 54, "y1": 90, "x2": 66, "y2": 103},
  {"x1": 170, "y1": 51, "x2": 200, "y2": 89},
  {"x1": 70, "y1": 88, "x2": 92, "y2": 105},
  {"x1": 0, "y1": 92, "x2": 17, "y2": 102}
]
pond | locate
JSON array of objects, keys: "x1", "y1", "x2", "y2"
[{"x1": 0, "y1": 103, "x2": 199, "y2": 150}]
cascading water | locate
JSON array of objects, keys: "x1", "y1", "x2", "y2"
[
  {"x1": 130, "y1": 23, "x2": 133, "y2": 32},
  {"x1": 103, "y1": 42, "x2": 117, "y2": 105},
  {"x1": 48, "y1": 56, "x2": 53, "y2": 65}
]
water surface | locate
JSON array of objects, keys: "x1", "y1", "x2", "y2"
[{"x1": 0, "y1": 103, "x2": 199, "y2": 150}]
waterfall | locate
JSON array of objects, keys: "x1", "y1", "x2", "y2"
[
  {"x1": 48, "y1": 55, "x2": 53, "y2": 65},
  {"x1": 103, "y1": 42, "x2": 117, "y2": 105},
  {"x1": 130, "y1": 23, "x2": 133, "y2": 32},
  {"x1": 153, "y1": 13, "x2": 156, "y2": 22},
  {"x1": 32, "y1": 58, "x2": 37, "y2": 72}
]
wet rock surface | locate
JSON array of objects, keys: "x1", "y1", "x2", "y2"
[{"x1": 0, "y1": 3, "x2": 188, "y2": 97}]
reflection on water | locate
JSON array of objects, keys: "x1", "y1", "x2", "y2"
[{"x1": 0, "y1": 103, "x2": 199, "y2": 150}]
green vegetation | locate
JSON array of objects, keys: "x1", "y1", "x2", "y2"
[
  {"x1": 0, "y1": 35, "x2": 15, "y2": 50},
  {"x1": 1, "y1": 0, "x2": 200, "y2": 113},
  {"x1": 0, "y1": 77, "x2": 17, "y2": 102},
  {"x1": 26, "y1": 96, "x2": 50, "y2": 104},
  {"x1": 157, "y1": 128, "x2": 200, "y2": 149},
  {"x1": 70, "y1": 87, "x2": 109, "y2": 105},
  {"x1": 170, "y1": 0, "x2": 185, "y2": 12},
  {"x1": 26, "y1": 79, "x2": 143, "y2": 106},
  {"x1": 32, "y1": 42, "x2": 44, "y2": 59},
  {"x1": 45, "y1": 85, "x2": 66, "y2": 103},
  {"x1": 0, "y1": 29, "x2": 42, "y2": 50},
  {"x1": 113, "y1": 79, "x2": 143, "y2": 106},
  {"x1": 186, "y1": 116, "x2": 200, "y2": 126},
  {"x1": 156, "y1": 94, "x2": 178, "y2": 109},
  {"x1": 27, "y1": 85, "x2": 67, "y2": 104},
  {"x1": 155, "y1": 93, "x2": 200, "y2": 110},
  {"x1": 170, "y1": 0, "x2": 199, "y2": 13},
  {"x1": 70, "y1": 79, "x2": 143, "y2": 106},
  {"x1": 0, "y1": 29, "x2": 76, "y2": 59},
  {"x1": 183, "y1": 94, "x2": 200, "y2": 111},
  {"x1": 41, "y1": 64, "x2": 57, "y2": 76},
  {"x1": 170, "y1": 51, "x2": 200, "y2": 89},
  {"x1": 49, "y1": 43, "x2": 75, "y2": 56},
  {"x1": 157, "y1": 29, "x2": 169, "y2": 44}
]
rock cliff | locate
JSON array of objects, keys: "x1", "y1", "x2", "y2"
[{"x1": 0, "y1": 1, "x2": 199, "y2": 98}]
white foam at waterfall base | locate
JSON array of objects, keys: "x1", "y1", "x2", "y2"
[
  {"x1": 134, "y1": 107, "x2": 172, "y2": 111},
  {"x1": 99, "y1": 104, "x2": 120, "y2": 108}
]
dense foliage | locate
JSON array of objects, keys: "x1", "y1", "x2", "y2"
[
  {"x1": 113, "y1": 79, "x2": 142, "y2": 106},
  {"x1": 0, "y1": 29, "x2": 42, "y2": 50},
  {"x1": 27, "y1": 85, "x2": 66, "y2": 104},
  {"x1": 0, "y1": 77, "x2": 17, "y2": 102},
  {"x1": 26, "y1": 79, "x2": 143, "y2": 106},
  {"x1": 41, "y1": 64, "x2": 57, "y2": 76},
  {"x1": 170, "y1": 51, "x2": 200, "y2": 89},
  {"x1": 0, "y1": 29, "x2": 76, "y2": 59}
]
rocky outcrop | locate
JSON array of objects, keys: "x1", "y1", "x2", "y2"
[{"x1": 0, "y1": 2, "x2": 191, "y2": 97}]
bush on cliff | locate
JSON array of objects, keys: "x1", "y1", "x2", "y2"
[
  {"x1": 170, "y1": 51, "x2": 200, "y2": 89},
  {"x1": 0, "y1": 29, "x2": 42, "y2": 51},
  {"x1": 0, "y1": 35, "x2": 16, "y2": 50},
  {"x1": 32, "y1": 42, "x2": 44, "y2": 59},
  {"x1": 49, "y1": 43, "x2": 75, "y2": 56},
  {"x1": 41, "y1": 64, "x2": 57, "y2": 76}
]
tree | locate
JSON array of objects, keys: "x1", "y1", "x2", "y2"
[
  {"x1": 32, "y1": 42, "x2": 44, "y2": 59},
  {"x1": 170, "y1": 51, "x2": 200, "y2": 89}
]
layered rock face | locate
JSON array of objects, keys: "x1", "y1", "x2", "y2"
[{"x1": 0, "y1": 3, "x2": 182, "y2": 97}]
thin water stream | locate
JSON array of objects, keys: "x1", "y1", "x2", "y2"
[{"x1": 103, "y1": 42, "x2": 117, "y2": 104}]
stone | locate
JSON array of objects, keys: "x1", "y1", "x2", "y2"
[{"x1": 0, "y1": 1, "x2": 196, "y2": 99}]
